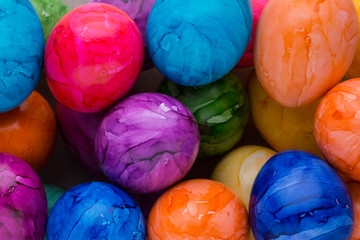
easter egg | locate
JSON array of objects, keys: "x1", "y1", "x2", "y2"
[
  {"x1": 249, "y1": 150, "x2": 354, "y2": 240},
  {"x1": 46, "y1": 182, "x2": 146, "y2": 240},
  {"x1": 346, "y1": 0, "x2": 360, "y2": 79},
  {"x1": 314, "y1": 78, "x2": 360, "y2": 181},
  {"x1": 159, "y1": 72, "x2": 249, "y2": 157},
  {"x1": 346, "y1": 182, "x2": 360, "y2": 240},
  {"x1": 212, "y1": 145, "x2": 276, "y2": 210},
  {"x1": 254, "y1": 0, "x2": 359, "y2": 107},
  {"x1": 0, "y1": 91, "x2": 57, "y2": 171},
  {"x1": 147, "y1": 179, "x2": 250, "y2": 240},
  {"x1": 44, "y1": 184, "x2": 65, "y2": 214},
  {"x1": 146, "y1": 0, "x2": 252, "y2": 86},
  {"x1": 248, "y1": 71, "x2": 322, "y2": 157},
  {"x1": 236, "y1": 0, "x2": 269, "y2": 68},
  {"x1": 45, "y1": 3, "x2": 143, "y2": 113},
  {"x1": 0, "y1": 153, "x2": 47, "y2": 239},
  {"x1": 87, "y1": 0, "x2": 156, "y2": 69},
  {"x1": 0, "y1": 0, "x2": 45, "y2": 113},
  {"x1": 95, "y1": 93, "x2": 200, "y2": 193},
  {"x1": 56, "y1": 102, "x2": 105, "y2": 175},
  {"x1": 29, "y1": 0, "x2": 71, "y2": 42}
]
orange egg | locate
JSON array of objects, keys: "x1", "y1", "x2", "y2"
[
  {"x1": 255, "y1": 0, "x2": 358, "y2": 107},
  {"x1": 0, "y1": 91, "x2": 57, "y2": 171},
  {"x1": 346, "y1": 0, "x2": 360, "y2": 79},
  {"x1": 314, "y1": 78, "x2": 360, "y2": 181},
  {"x1": 148, "y1": 179, "x2": 249, "y2": 240},
  {"x1": 346, "y1": 181, "x2": 360, "y2": 240}
]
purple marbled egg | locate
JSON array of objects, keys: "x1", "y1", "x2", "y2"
[
  {"x1": 56, "y1": 102, "x2": 106, "y2": 175},
  {"x1": 95, "y1": 93, "x2": 200, "y2": 193},
  {"x1": 87, "y1": 0, "x2": 156, "y2": 69},
  {"x1": 0, "y1": 153, "x2": 47, "y2": 239}
]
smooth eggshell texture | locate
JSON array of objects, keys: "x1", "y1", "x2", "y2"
[
  {"x1": 249, "y1": 150, "x2": 354, "y2": 240},
  {"x1": 347, "y1": 182, "x2": 360, "y2": 240},
  {"x1": 0, "y1": 153, "x2": 47, "y2": 239},
  {"x1": 211, "y1": 145, "x2": 276, "y2": 210},
  {"x1": 255, "y1": 0, "x2": 359, "y2": 107},
  {"x1": 46, "y1": 182, "x2": 146, "y2": 240},
  {"x1": 247, "y1": 71, "x2": 322, "y2": 157},
  {"x1": 148, "y1": 179, "x2": 250, "y2": 240},
  {"x1": 236, "y1": 0, "x2": 269, "y2": 68},
  {"x1": 146, "y1": 0, "x2": 252, "y2": 86},
  {"x1": 45, "y1": 3, "x2": 143, "y2": 113},
  {"x1": 56, "y1": 102, "x2": 105, "y2": 175},
  {"x1": 346, "y1": 0, "x2": 360, "y2": 78},
  {"x1": 0, "y1": 0, "x2": 44, "y2": 113},
  {"x1": 314, "y1": 78, "x2": 360, "y2": 181},
  {"x1": 0, "y1": 91, "x2": 57, "y2": 171},
  {"x1": 95, "y1": 93, "x2": 200, "y2": 194}
]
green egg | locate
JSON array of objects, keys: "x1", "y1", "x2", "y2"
[{"x1": 44, "y1": 184, "x2": 65, "y2": 214}]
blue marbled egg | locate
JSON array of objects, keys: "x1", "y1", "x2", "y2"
[
  {"x1": 0, "y1": 0, "x2": 44, "y2": 112},
  {"x1": 46, "y1": 182, "x2": 146, "y2": 240},
  {"x1": 146, "y1": 0, "x2": 252, "y2": 86},
  {"x1": 249, "y1": 150, "x2": 353, "y2": 240}
]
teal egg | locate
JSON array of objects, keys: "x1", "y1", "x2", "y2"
[{"x1": 44, "y1": 184, "x2": 65, "y2": 214}]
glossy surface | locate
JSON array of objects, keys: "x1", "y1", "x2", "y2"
[
  {"x1": 212, "y1": 145, "x2": 276, "y2": 210},
  {"x1": 346, "y1": 0, "x2": 360, "y2": 78},
  {"x1": 254, "y1": 0, "x2": 358, "y2": 107},
  {"x1": 249, "y1": 150, "x2": 354, "y2": 240},
  {"x1": 45, "y1": 3, "x2": 143, "y2": 113},
  {"x1": 56, "y1": 102, "x2": 105, "y2": 175},
  {"x1": 30, "y1": 0, "x2": 71, "y2": 42},
  {"x1": 148, "y1": 179, "x2": 249, "y2": 240},
  {"x1": 0, "y1": 91, "x2": 57, "y2": 171},
  {"x1": 146, "y1": 0, "x2": 252, "y2": 86},
  {"x1": 0, "y1": 0, "x2": 45, "y2": 112},
  {"x1": 44, "y1": 184, "x2": 65, "y2": 214},
  {"x1": 96, "y1": 93, "x2": 200, "y2": 193},
  {"x1": 0, "y1": 153, "x2": 47, "y2": 239},
  {"x1": 236, "y1": 0, "x2": 269, "y2": 68},
  {"x1": 248, "y1": 71, "x2": 322, "y2": 157},
  {"x1": 46, "y1": 182, "x2": 145, "y2": 240},
  {"x1": 87, "y1": 0, "x2": 156, "y2": 69},
  {"x1": 159, "y1": 72, "x2": 249, "y2": 157},
  {"x1": 315, "y1": 78, "x2": 360, "y2": 181}
]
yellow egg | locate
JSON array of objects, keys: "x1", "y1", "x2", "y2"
[
  {"x1": 346, "y1": 0, "x2": 360, "y2": 79},
  {"x1": 247, "y1": 71, "x2": 323, "y2": 157}
]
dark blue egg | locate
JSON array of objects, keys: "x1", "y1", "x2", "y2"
[
  {"x1": 46, "y1": 182, "x2": 146, "y2": 240},
  {"x1": 249, "y1": 150, "x2": 353, "y2": 240}
]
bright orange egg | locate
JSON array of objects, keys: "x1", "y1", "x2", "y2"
[
  {"x1": 0, "y1": 91, "x2": 57, "y2": 171},
  {"x1": 346, "y1": 0, "x2": 360, "y2": 79},
  {"x1": 255, "y1": 0, "x2": 358, "y2": 107},
  {"x1": 314, "y1": 78, "x2": 360, "y2": 181},
  {"x1": 148, "y1": 179, "x2": 249, "y2": 240}
]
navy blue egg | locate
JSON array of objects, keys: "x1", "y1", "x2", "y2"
[
  {"x1": 0, "y1": 0, "x2": 45, "y2": 112},
  {"x1": 146, "y1": 0, "x2": 252, "y2": 86},
  {"x1": 249, "y1": 150, "x2": 353, "y2": 240},
  {"x1": 46, "y1": 182, "x2": 146, "y2": 240}
]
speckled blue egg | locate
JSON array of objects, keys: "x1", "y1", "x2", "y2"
[
  {"x1": 249, "y1": 150, "x2": 354, "y2": 240},
  {"x1": 146, "y1": 0, "x2": 252, "y2": 86},
  {"x1": 46, "y1": 182, "x2": 146, "y2": 240},
  {"x1": 0, "y1": 0, "x2": 44, "y2": 112}
]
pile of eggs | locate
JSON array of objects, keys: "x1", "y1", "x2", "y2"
[{"x1": 2, "y1": 0, "x2": 360, "y2": 239}]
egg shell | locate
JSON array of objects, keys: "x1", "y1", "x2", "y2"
[
  {"x1": 254, "y1": 0, "x2": 359, "y2": 107},
  {"x1": 346, "y1": 0, "x2": 360, "y2": 78},
  {"x1": 44, "y1": 184, "x2": 65, "y2": 214}
]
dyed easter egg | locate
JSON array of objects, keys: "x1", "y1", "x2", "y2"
[
  {"x1": 46, "y1": 182, "x2": 146, "y2": 240},
  {"x1": 44, "y1": 184, "x2": 65, "y2": 214},
  {"x1": 346, "y1": 0, "x2": 360, "y2": 79},
  {"x1": 29, "y1": 0, "x2": 71, "y2": 42},
  {"x1": 159, "y1": 72, "x2": 249, "y2": 157},
  {"x1": 248, "y1": 71, "x2": 322, "y2": 157},
  {"x1": 249, "y1": 150, "x2": 354, "y2": 240},
  {"x1": 45, "y1": 3, "x2": 143, "y2": 113},
  {"x1": 146, "y1": 0, "x2": 252, "y2": 86},
  {"x1": 56, "y1": 102, "x2": 105, "y2": 175},
  {"x1": 95, "y1": 93, "x2": 200, "y2": 193},
  {"x1": 347, "y1": 182, "x2": 360, "y2": 239},
  {"x1": 314, "y1": 78, "x2": 360, "y2": 181},
  {"x1": 87, "y1": 0, "x2": 156, "y2": 69},
  {"x1": 0, "y1": 0, "x2": 44, "y2": 113},
  {"x1": 236, "y1": 0, "x2": 269, "y2": 68},
  {"x1": 0, "y1": 91, "x2": 57, "y2": 171},
  {"x1": 212, "y1": 145, "x2": 276, "y2": 210},
  {"x1": 0, "y1": 153, "x2": 47, "y2": 239},
  {"x1": 148, "y1": 179, "x2": 250, "y2": 240},
  {"x1": 254, "y1": 0, "x2": 358, "y2": 107}
]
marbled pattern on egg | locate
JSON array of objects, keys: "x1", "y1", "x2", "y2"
[
  {"x1": 249, "y1": 150, "x2": 354, "y2": 240},
  {"x1": 95, "y1": 93, "x2": 200, "y2": 194}
]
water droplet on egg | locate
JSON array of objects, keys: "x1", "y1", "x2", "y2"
[
  {"x1": 269, "y1": 80, "x2": 276, "y2": 88},
  {"x1": 7, "y1": 186, "x2": 14, "y2": 194}
]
